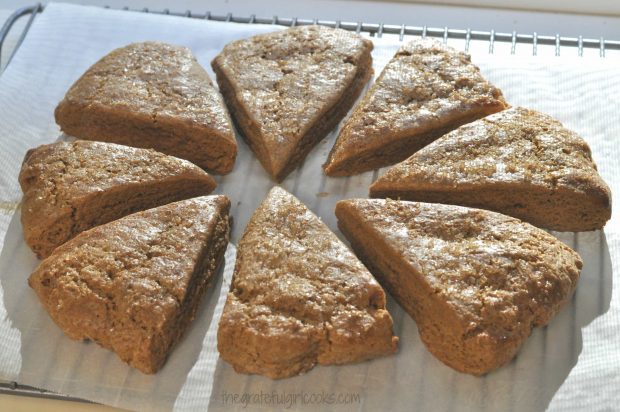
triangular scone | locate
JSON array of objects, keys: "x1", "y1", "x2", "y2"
[
  {"x1": 212, "y1": 26, "x2": 374, "y2": 181},
  {"x1": 29, "y1": 196, "x2": 231, "y2": 374},
  {"x1": 217, "y1": 187, "x2": 397, "y2": 379},
  {"x1": 55, "y1": 42, "x2": 237, "y2": 174},
  {"x1": 324, "y1": 38, "x2": 507, "y2": 176},
  {"x1": 336, "y1": 199, "x2": 582, "y2": 375},
  {"x1": 370, "y1": 107, "x2": 612, "y2": 232},
  {"x1": 19, "y1": 140, "x2": 217, "y2": 258}
]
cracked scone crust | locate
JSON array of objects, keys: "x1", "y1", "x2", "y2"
[
  {"x1": 19, "y1": 140, "x2": 217, "y2": 258},
  {"x1": 28, "y1": 196, "x2": 231, "y2": 374},
  {"x1": 217, "y1": 187, "x2": 398, "y2": 379},
  {"x1": 324, "y1": 38, "x2": 507, "y2": 176},
  {"x1": 370, "y1": 107, "x2": 612, "y2": 231},
  {"x1": 336, "y1": 199, "x2": 582, "y2": 375},
  {"x1": 212, "y1": 25, "x2": 373, "y2": 181},
  {"x1": 55, "y1": 41, "x2": 237, "y2": 174}
]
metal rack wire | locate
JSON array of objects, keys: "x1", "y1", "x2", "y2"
[
  {"x1": 0, "y1": 1, "x2": 616, "y2": 404},
  {"x1": 0, "y1": 4, "x2": 41, "y2": 70}
]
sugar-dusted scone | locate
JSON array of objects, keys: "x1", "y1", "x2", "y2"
[
  {"x1": 55, "y1": 42, "x2": 236, "y2": 174},
  {"x1": 217, "y1": 187, "x2": 398, "y2": 379},
  {"x1": 29, "y1": 196, "x2": 231, "y2": 374},
  {"x1": 324, "y1": 38, "x2": 507, "y2": 176},
  {"x1": 212, "y1": 26, "x2": 374, "y2": 181},
  {"x1": 19, "y1": 140, "x2": 217, "y2": 259},
  {"x1": 370, "y1": 107, "x2": 612, "y2": 232},
  {"x1": 336, "y1": 199, "x2": 582, "y2": 375}
]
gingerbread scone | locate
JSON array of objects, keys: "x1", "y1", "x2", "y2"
[
  {"x1": 29, "y1": 196, "x2": 231, "y2": 374},
  {"x1": 20, "y1": 140, "x2": 217, "y2": 258},
  {"x1": 212, "y1": 26, "x2": 374, "y2": 181},
  {"x1": 218, "y1": 187, "x2": 398, "y2": 379},
  {"x1": 336, "y1": 199, "x2": 582, "y2": 375},
  {"x1": 324, "y1": 38, "x2": 507, "y2": 176},
  {"x1": 370, "y1": 107, "x2": 611, "y2": 232},
  {"x1": 55, "y1": 42, "x2": 236, "y2": 174}
]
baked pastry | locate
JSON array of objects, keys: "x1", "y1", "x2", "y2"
[
  {"x1": 29, "y1": 196, "x2": 231, "y2": 374},
  {"x1": 336, "y1": 199, "x2": 582, "y2": 375},
  {"x1": 19, "y1": 140, "x2": 217, "y2": 259},
  {"x1": 217, "y1": 187, "x2": 398, "y2": 379},
  {"x1": 212, "y1": 26, "x2": 374, "y2": 181},
  {"x1": 324, "y1": 38, "x2": 507, "y2": 176},
  {"x1": 370, "y1": 107, "x2": 612, "y2": 232},
  {"x1": 55, "y1": 41, "x2": 236, "y2": 174}
]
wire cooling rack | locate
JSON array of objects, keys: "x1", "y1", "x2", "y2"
[
  {"x1": 0, "y1": 1, "x2": 617, "y2": 405},
  {"x1": 1, "y1": 2, "x2": 620, "y2": 74}
]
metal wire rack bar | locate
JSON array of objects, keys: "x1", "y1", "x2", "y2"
[
  {"x1": 0, "y1": 0, "x2": 617, "y2": 404},
  {"x1": 0, "y1": 4, "x2": 41, "y2": 69}
]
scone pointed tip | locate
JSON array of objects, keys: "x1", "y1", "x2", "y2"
[{"x1": 322, "y1": 153, "x2": 351, "y2": 177}]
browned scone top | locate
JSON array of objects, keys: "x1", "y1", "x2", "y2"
[
  {"x1": 29, "y1": 196, "x2": 231, "y2": 374},
  {"x1": 55, "y1": 41, "x2": 237, "y2": 174},
  {"x1": 336, "y1": 199, "x2": 582, "y2": 375},
  {"x1": 217, "y1": 187, "x2": 398, "y2": 379},
  {"x1": 324, "y1": 38, "x2": 507, "y2": 176},
  {"x1": 19, "y1": 140, "x2": 217, "y2": 259},
  {"x1": 212, "y1": 26, "x2": 374, "y2": 181},
  {"x1": 370, "y1": 107, "x2": 612, "y2": 232}
]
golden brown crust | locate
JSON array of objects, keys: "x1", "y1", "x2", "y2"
[
  {"x1": 324, "y1": 38, "x2": 507, "y2": 176},
  {"x1": 19, "y1": 140, "x2": 217, "y2": 258},
  {"x1": 370, "y1": 107, "x2": 612, "y2": 231},
  {"x1": 336, "y1": 199, "x2": 582, "y2": 375},
  {"x1": 217, "y1": 187, "x2": 397, "y2": 379},
  {"x1": 212, "y1": 26, "x2": 374, "y2": 181},
  {"x1": 28, "y1": 196, "x2": 231, "y2": 374},
  {"x1": 54, "y1": 42, "x2": 236, "y2": 174}
]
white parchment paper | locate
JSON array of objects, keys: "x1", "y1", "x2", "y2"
[{"x1": 0, "y1": 3, "x2": 618, "y2": 411}]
